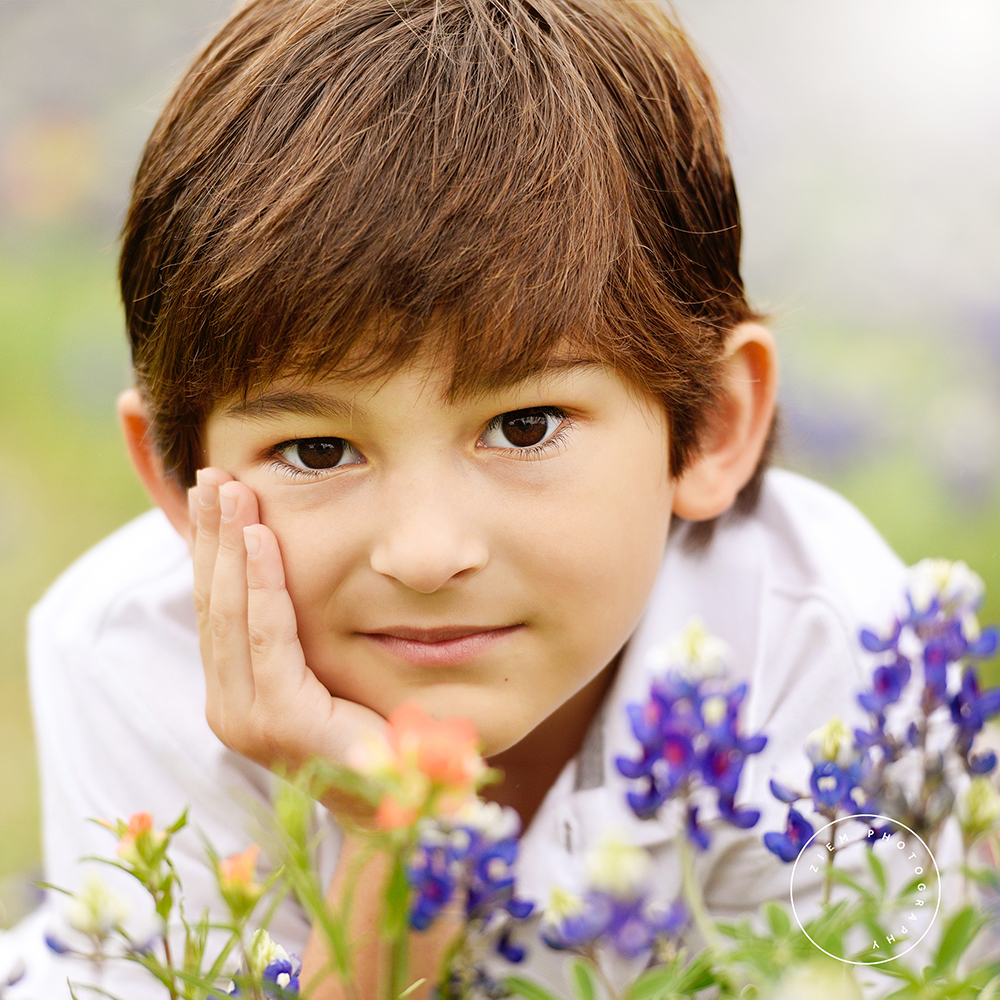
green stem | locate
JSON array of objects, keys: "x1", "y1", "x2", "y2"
[
  {"x1": 161, "y1": 934, "x2": 178, "y2": 1000},
  {"x1": 677, "y1": 835, "x2": 720, "y2": 951},
  {"x1": 379, "y1": 842, "x2": 415, "y2": 1000},
  {"x1": 582, "y1": 945, "x2": 621, "y2": 1000},
  {"x1": 822, "y1": 843, "x2": 838, "y2": 907}
]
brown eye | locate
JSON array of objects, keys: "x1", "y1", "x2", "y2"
[
  {"x1": 278, "y1": 438, "x2": 359, "y2": 471},
  {"x1": 482, "y1": 408, "x2": 563, "y2": 450}
]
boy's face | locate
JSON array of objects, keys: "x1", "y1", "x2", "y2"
[{"x1": 202, "y1": 355, "x2": 675, "y2": 756}]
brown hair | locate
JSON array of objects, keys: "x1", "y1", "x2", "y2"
[{"x1": 121, "y1": 0, "x2": 766, "y2": 498}]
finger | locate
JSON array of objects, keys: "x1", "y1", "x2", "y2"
[
  {"x1": 243, "y1": 522, "x2": 309, "y2": 705},
  {"x1": 208, "y1": 480, "x2": 261, "y2": 717},
  {"x1": 191, "y1": 468, "x2": 233, "y2": 703},
  {"x1": 244, "y1": 523, "x2": 386, "y2": 776}
]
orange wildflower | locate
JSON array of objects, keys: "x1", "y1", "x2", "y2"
[
  {"x1": 219, "y1": 844, "x2": 261, "y2": 888},
  {"x1": 116, "y1": 811, "x2": 166, "y2": 866},
  {"x1": 386, "y1": 703, "x2": 483, "y2": 789},
  {"x1": 350, "y1": 702, "x2": 488, "y2": 830},
  {"x1": 218, "y1": 844, "x2": 264, "y2": 920}
]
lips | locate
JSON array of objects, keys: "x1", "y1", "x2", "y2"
[
  {"x1": 359, "y1": 623, "x2": 522, "y2": 666},
  {"x1": 366, "y1": 624, "x2": 511, "y2": 643}
]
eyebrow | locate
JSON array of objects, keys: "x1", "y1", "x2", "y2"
[{"x1": 220, "y1": 390, "x2": 367, "y2": 422}]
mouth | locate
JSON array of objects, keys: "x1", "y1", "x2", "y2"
[{"x1": 359, "y1": 624, "x2": 522, "y2": 666}]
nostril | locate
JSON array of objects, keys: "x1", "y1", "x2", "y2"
[{"x1": 369, "y1": 536, "x2": 488, "y2": 593}]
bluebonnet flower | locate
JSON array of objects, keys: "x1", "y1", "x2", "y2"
[
  {"x1": 861, "y1": 559, "x2": 999, "y2": 713},
  {"x1": 541, "y1": 834, "x2": 687, "y2": 958},
  {"x1": 763, "y1": 808, "x2": 815, "y2": 863},
  {"x1": 769, "y1": 559, "x2": 1000, "y2": 856},
  {"x1": 764, "y1": 717, "x2": 886, "y2": 862},
  {"x1": 857, "y1": 561, "x2": 1000, "y2": 805},
  {"x1": 857, "y1": 657, "x2": 912, "y2": 716},
  {"x1": 950, "y1": 668, "x2": 1000, "y2": 773},
  {"x1": 407, "y1": 802, "x2": 533, "y2": 947},
  {"x1": 616, "y1": 621, "x2": 766, "y2": 846}
]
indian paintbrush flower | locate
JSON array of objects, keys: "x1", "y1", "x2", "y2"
[
  {"x1": 349, "y1": 702, "x2": 490, "y2": 830},
  {"x1": 218, "y1": 844, "x2": 264, "y2": 922}
]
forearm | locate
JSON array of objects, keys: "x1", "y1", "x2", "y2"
[{"x1": 301, "y1": 831, "x2": 461, "y2": 1000}]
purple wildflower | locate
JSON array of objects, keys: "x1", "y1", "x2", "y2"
[
  {"x1": 262, "y1": 955, "x2": 301, "y2": 997},
  {"x1": 809, "y1": 760, "x2": 854, "y2": 812},
  {"x1": 407, "y1": 805, "x2": 534, "y2": 953},
  {"x1": 857, "y1": 657, "x2": 911, "y2": 716},
  {"x1": 616, "y1": 647, "x2": 766, "y2": 847},
  {"x1": 950, "y1": 668, "x2": 1000, "y2": 771},
  {"x1": 543, "y1": 894, "x2": 685, "y2": 959},
  {"x1": 542, "y1": 834, "x2": 688, "y2": 960},
  {"x1": 225, "y1": 932, "x2": 301, "y2": 998},
  {"x1": 768, "y1": 779, "x2": 802, "y2": 804},
  {"x1": 763, "y1": 808, "x2": 815, "y2": 863}
]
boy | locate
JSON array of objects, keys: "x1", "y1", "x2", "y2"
[{"x1": 13, "y1": 0, "x2": 906, "y2": 996}]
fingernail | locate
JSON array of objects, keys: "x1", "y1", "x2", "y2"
[
  {"x1": 219, "y1": 486, "x2": 237, "y2": 521},
  {"x1": 243, "y1": 526, "x2": 260, "y2": 558},
  {"x1": 196, "y1": 470, "x2": 217, "y2": 509}
]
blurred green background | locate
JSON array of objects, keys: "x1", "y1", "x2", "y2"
[{"x1": 1, "y1": 1, "x2": 998, "y2": 925}]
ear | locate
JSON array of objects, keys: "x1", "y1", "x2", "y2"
[
  {"x1": 118, "y1": 388, "x2": 193, "y2": 548},
  {"x1": 672, "y1": 322, "x2": 779, "y2": 521}
]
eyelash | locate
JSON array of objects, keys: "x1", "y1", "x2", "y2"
[
  {"x1": 480, "y1": 406, "x2": 571, "y2": 459},
  {"x1": 266, "y1": 406, "x2": 572, "y2": 479}
]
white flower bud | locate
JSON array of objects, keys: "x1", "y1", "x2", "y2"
[
  {"x1": 584, "y1": 831, "x2": 651, "y2": 898},
  {"x1": 805, "y1": 716, "x2": 853, "y2": 767},
  {"x1": 646, "y1": 618, "x2": 729, "y2": 680},
  {"x1": 908, "y1": 559, "x2": 984, "y2": 617},
  {"x1": 541, "y1": 885, "x2": 587, "y2": 926},
  {"x1": 64, "y1": 874, "x2": 130, "y2": 939},
  {"x1": 770, "y1": 958, "x2": 863, "y2": 1000}
]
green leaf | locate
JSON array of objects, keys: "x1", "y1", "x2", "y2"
[
  {"x1": 932, "y1": 906, "x2": 983, "y2": 974},
  {"x1": 866, "y1": 847, "x2": 887, "y2": 898},
  {"x1": 825, "y1": 865, "x2": 871, "y2": 900},
  {"x1": 166, "y1": 808, "x2": 189, "y2": 834},
  {"x1": 624, "y1": 964, "x2": 680, "y2": 1000},
  {"x1": 503, "y1": 975, "x2": 564, "y2": 1000},
  {"x1": 398, "y1": 977, "x2": 427, "y2": 998},
  {"x1": 978, "y1": 974, "x2": 1000, "y2": 1000},
  {"x1": 569, "y1": 958, "x2": 599, "y2": 1000},
  {"x1": 764, "y1": 901, "x2": 791, "y2": 938},
  {"x1": 676, "y1": 950, "x2": 721, "y2": 992},
  {"x1": 309, "y1": 759, "x2": 383, "y2": 806}
]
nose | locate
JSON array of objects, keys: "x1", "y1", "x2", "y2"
[{"x1": 369, "y1": 476, "x2": 489, "y2": 593}]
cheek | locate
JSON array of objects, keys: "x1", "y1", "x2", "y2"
[
  {"x1": 257, "y1": 500, "x2": 357, "y2": 635},
  {"x1": 527, "y1": 458, "x2": 672, "y2": 657}
]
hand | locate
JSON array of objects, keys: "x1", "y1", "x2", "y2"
[{"x1": 189, "y1": 468, "x2": 386, "y2": 822}]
